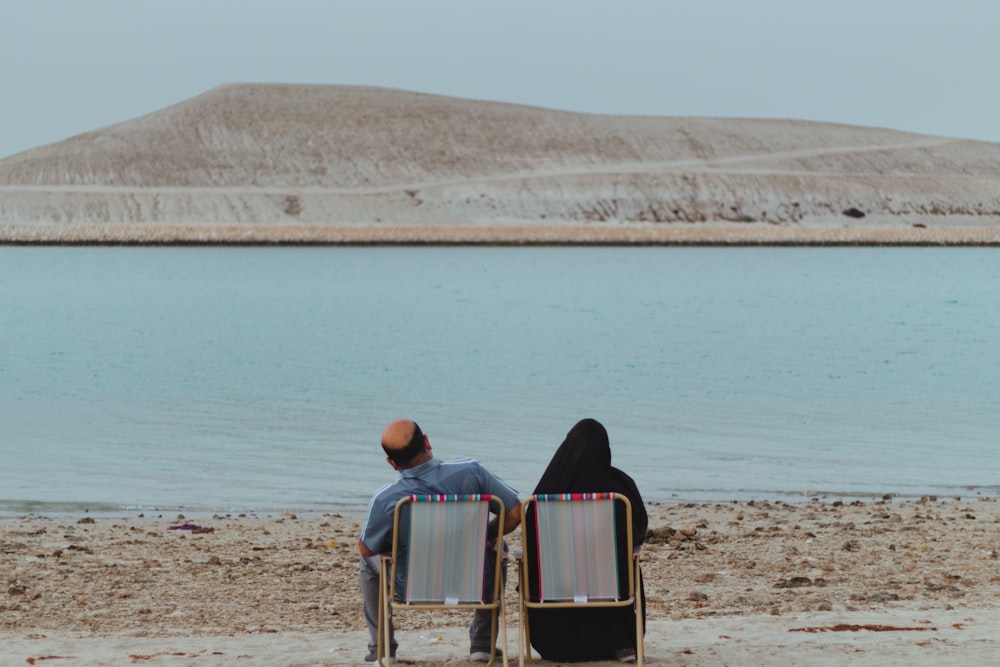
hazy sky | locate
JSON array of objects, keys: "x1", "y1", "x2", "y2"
[{"x1": 3, "y1": 0, "x2": 998, "y2": 159}]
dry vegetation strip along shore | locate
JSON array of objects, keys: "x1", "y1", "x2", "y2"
[{"x1": 4, "y1": 223, "x2": 1000, "y2": 245}]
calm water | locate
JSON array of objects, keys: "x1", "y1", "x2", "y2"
[{"x1": 1, "y1": 246, "x2": 998, "y2": 516}]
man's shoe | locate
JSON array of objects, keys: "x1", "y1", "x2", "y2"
[
  {"x1": 364, "y1": 648, "x2": 396, "y2": 663},
  {"x1": 470, "y1": 647, "x2": 502, "y2": 662}
]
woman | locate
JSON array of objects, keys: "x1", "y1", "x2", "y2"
[{"x1": 525, "y1": 418, "x2": 648, "y2": 663}]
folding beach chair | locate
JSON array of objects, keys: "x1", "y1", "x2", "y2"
[
  {"x1": 377, "y1": 494, "x2": 508, "y2": 667},
  {"x1": 517, "y1": 492, "x2": 643, "y2": 667}
]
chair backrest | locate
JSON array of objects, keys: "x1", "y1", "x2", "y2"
[
  {"x1": 524, "y1": 492, "x2": 633, "y2": 603},
  {"x1": 390, "y1": 494, "x2": 500, "y2": 605}
]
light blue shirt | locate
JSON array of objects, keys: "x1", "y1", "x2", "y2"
[{"x1": 360, "y1": 457, "x2": 519, "y2": 555}]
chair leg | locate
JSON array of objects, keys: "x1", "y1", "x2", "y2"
[
  {"x1": 376, "y1": 565, "x2": 384, "y2": 667},
  {"x1": 377, "y1": 565, "x2": 391, "y2": 667},
  {"x1": 634, "y1": 561, "x2": 644, "y2": 667},
  {"x1": 517, "y1": 593, "x2": 528, "y2": 667},
  {"x1": 486, "y1": 607, "x2": 497, "y2": 667},
  {"x1": 518, "y1": 602, "x2": 530, "y2": 666},
  {"x1": 499, "y1": 593, "x2": 509, "y2": 667}
]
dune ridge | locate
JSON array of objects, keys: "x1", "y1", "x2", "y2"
[{"x1": 2, "y1": 84, "x2": 1000, "y2": 243}]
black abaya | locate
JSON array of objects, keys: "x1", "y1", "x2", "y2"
[{"x1": 525, "y1": 419, "x2": 648, "y2": 662}]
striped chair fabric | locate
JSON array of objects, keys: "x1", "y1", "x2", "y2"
[
  {"x1": 531, "y1": 493, "x2": 619, "y2": 602},
  {"x1": 403, "y1": 494, "x2": 490, "y2": 603}
]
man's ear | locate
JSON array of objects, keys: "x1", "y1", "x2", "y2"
[{"x1": 386, "y1": 456, "x2": 401, "y2": 471}]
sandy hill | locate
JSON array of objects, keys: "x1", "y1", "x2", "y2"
[{"x1": 2, "y1": 83, "x2": 1000, "y2": 243}]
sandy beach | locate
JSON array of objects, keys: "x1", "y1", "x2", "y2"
[{"x1": 3, "y1": 497, "x2": 998, "y2": 665}]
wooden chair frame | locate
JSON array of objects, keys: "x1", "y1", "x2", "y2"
[
  {"x1": 377, "y1": 494, "x2": 508, "y2": 666},
  {"x1": 516, "y1": 492, "x2": 643, "y2": 667}
]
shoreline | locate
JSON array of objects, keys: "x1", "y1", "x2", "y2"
[
  {"x1": 4, "y1": 221, "x2": 1000, "y2": 246},
  {"x1": 4, "y1": 497, "x2": 998, "y2": 665},
  {"x1": 5, "y1": 489, "x2": 996, "y2": 522}
]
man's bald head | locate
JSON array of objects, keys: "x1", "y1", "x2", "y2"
[{"x1": 381, "y1": 419, "x2": 430, "y2": 468}]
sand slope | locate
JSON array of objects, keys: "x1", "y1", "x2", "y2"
[{"x1": 2, "y1": 84, "x2": 1000, "y2": 242}]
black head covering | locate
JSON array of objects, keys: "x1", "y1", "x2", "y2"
[
  {"x1": 534, "y1": 418, "x2": 648, "y2": 540},
  {"x1": 534, "y1": 418, "x2": 612, "y2": 493}
]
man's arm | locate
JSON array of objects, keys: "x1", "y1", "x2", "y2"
[
  {"x1": 358, "y1": 539, "x2": 377, "y2": 558},
  {"x1": 502, "y1": 501, "x2": 521, "y2": 535},
  {"x1": 487, "y1": 500, "x2": 522, "y2": 540}
]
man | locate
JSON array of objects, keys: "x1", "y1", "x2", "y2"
[{"x1": 359, "y1": 419, "x2": 521, "y2": 663}]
